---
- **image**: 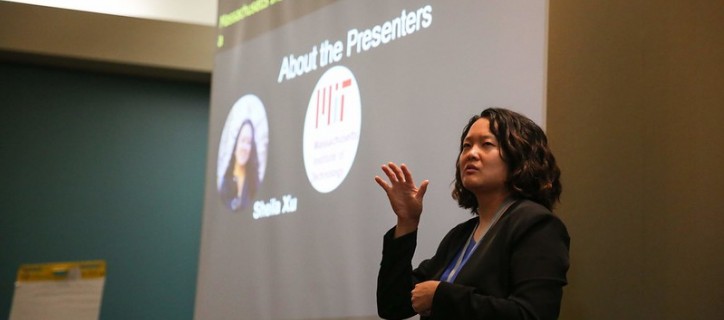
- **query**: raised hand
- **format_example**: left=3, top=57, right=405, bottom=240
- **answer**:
left=374, top=162, right=429, bottom=237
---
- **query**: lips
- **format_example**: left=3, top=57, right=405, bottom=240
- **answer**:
left=463, top=164, right=479, bottom=174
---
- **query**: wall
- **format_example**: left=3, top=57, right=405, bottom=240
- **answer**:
left=548, top=1, right=724, bottom=319
left=0, top=63, right=209, bottom=319
left=0, top=1, right=215, bottom=82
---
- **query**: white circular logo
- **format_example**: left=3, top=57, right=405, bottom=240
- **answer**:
left=303, top=66, right=361, bottom=193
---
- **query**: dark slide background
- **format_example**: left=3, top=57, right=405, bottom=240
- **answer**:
left=195, top=1, right=547, bottom=319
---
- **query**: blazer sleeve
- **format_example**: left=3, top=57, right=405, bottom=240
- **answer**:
left=377, top=224, right=467, bottom=320
left=430, top=212, right=570, bottom=319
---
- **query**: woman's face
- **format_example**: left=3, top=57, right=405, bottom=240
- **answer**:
left=458, top=118, right=509, bottom=195
left=234, top=123, right=253, bottom=165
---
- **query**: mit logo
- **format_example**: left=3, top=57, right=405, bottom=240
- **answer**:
left=314, top=78, right=353, bottom=128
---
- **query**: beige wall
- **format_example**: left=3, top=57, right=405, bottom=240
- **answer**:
left=548, top=1, right=724, bottom=319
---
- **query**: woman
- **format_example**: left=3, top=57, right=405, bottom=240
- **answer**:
left=375, top=108, right=570, bottom=319
left=220, top=119, right=260, bottom=211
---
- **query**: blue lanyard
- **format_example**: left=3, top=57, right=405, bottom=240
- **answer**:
left=441, top=198, right=515, bottom=283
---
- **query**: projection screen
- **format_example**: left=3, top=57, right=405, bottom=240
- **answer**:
left=195, top=1, right=548, bottom=319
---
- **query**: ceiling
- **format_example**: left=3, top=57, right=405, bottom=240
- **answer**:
left=3, top=0, right=216, bottom=25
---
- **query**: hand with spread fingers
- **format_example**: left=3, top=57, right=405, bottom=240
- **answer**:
left=374, top=162, right=429, bottom=238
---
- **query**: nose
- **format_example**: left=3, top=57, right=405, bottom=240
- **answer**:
left=466, top=146, right=480, bottom=161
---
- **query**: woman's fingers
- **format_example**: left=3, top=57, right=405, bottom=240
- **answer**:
left=417, top=180, right=429, bottom=200
left=401, top=164, right=414, bottom=186
left=388, top=162, right=406, bottom=183
left=380, top=164, right=399, bottom=183
left=378, top=162, right=427, bottom=195
left=374, top=175, right=390, bottom=192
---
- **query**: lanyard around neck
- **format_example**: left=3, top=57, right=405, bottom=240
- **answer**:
left=442, top=198, right=516, bottom=283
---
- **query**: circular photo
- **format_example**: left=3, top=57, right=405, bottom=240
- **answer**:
left=217, top=94, right=269, bottom=212
left=303, top=65, right=361, bottom=193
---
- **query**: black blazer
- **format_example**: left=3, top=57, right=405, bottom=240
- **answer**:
left=377, top=199, right=570, bottom=320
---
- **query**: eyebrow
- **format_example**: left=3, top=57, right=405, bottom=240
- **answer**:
left=464, top=133, right=496, bottom=141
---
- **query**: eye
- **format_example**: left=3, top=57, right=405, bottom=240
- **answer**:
left=483, top=141, right=496, bottom=147
left=462, top=142, right=472, bottom=149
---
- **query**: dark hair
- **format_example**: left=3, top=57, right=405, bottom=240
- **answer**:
left=222, top=119, right=259, bottom=210
left=452, top=108, right=561, bottom=211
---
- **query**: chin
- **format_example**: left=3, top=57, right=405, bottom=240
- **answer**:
left=461, top=181, right=482, bottom=191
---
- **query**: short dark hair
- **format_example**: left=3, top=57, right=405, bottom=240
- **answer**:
left=452, top=108, right=562, bottom=211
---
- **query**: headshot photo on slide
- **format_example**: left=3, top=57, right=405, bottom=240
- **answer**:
left=217, top=94, right=269, bottom=212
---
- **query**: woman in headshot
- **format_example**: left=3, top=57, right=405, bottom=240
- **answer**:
left=221, top=119, right=260, bottom=211
left=375, top=108, right=570, bottom=319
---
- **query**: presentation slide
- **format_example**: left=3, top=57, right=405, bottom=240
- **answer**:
left=195, top=1, right=548, bottom=319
